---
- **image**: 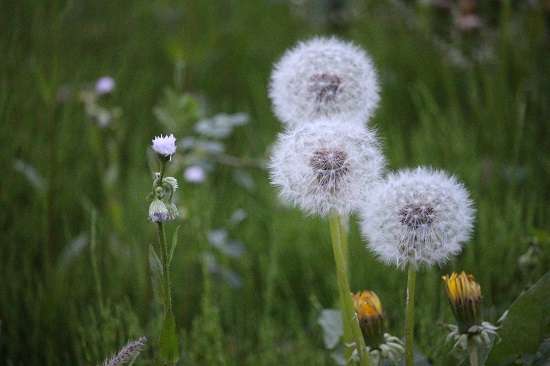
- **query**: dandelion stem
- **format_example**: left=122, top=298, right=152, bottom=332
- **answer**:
left=468, top=342, right=478, bottom=366
left=329, top=215, right=370, bottom=366
left=404, top=263, right=417, bottom=366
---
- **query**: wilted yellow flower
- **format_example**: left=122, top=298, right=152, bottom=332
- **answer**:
left=352, top=290, right=385, bottom=348
left=352, top=290, right=404, bottom=365
left=442, top=271, right=483, bottom=333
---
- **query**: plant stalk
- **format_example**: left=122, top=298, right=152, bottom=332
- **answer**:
left=468, top=342, right=478, bottom=366
left=329, top=215, right=370, bottom=366
left=404, top=263, right=417, bottom=366
left=157, top=222, right=172, bottom=313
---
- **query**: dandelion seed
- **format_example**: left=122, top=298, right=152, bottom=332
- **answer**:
left=269, top=116, right=385, bottom=217
left=269, top=36, right=380, bottom=126
left=359, top=167, right=475, bottom=269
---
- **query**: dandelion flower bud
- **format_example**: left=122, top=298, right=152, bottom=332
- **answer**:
left=442, top=271, right=483, bottom=333
left=152, top=134, right=177, bottom=161
left=269, top=36, right=380, bottom=126
left=352, top=290, right=385, bottom=348
left=352, top=290, right=405, bottom=364
left=269, top=116, right=385, bottom=217
left=149, top=197, right=168, bottom=223
left=440, top=272, right=501, bottom=354
left=359, top=167, right=475, bottom=269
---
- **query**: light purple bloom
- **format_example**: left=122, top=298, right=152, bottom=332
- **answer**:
left=149, top=198, right=168, bottom=222
left=95, top=76, right=115, bottom=94
left=184, top=165, right=207, bottom=184
left=152, top=134, right=177, bottom=160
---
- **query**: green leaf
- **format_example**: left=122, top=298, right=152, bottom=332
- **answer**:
left=149, top=244, right=164, bottom=305
left=487, top=271, right=550, bottom=364
left=160, top=310, right=179, bottom=363
left=154, top=357, right=164, bottom=366
left=169, top=226, right=180, bottom=264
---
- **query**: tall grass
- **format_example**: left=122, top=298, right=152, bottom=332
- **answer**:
left=1, top=1, right=548, bottom=364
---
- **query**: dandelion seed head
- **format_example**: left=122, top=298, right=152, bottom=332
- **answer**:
left=309, top=147, right=350, bottom=190
left=269, top=116, right=385, bottom=217
left=269, top=36, right=380, bottom=126
left=359, top=167, right=475, bottom=269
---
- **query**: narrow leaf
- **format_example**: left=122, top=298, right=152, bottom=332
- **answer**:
left=160, top=310, right=179, bottom=363
left=169, top=226, right=180, bottom=264
left=148, top=244, right=164, bottom=305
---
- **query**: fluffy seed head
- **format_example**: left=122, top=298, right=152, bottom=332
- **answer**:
left=269, top=116, right=385, bottom=217
left=359, top=167, right=475, bottom=269
left=269, top=36, right=380, bottom=126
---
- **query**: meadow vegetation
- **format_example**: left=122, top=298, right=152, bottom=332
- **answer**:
left=1, top=1, right=549, bottom=364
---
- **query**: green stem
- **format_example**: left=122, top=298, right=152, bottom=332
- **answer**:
left=338, top=215, right=352, bottom=362
left=405, top=263, right=417, bottom=366
left=338, top=215, right=349, bottom=275
left=157, top=221, right=175, bottom=366
left=468, top=341, right=478, bottom=366
left=329, top=215, right=370, bottom=366
left=90, top=209, right=103, bottom=311
left=157, top=222, right=172, bottom=313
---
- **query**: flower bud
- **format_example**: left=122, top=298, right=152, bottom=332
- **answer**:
left=149, top=198, right=168, bottom=223
left=166, top=203, right=179, bottom=222
left=442, top=271, right=483, bottom=334
left=352, top=290, right=385, bottom=349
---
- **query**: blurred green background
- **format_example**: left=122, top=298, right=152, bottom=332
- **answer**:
left=1, top=0, right=549, bottom=364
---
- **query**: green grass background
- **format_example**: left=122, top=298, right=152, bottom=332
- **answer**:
left=1, top=0, right=549, bottom=364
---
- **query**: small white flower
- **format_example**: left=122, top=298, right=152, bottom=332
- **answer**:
left=166, top=203, right=179, bottom=222
left=269, top=116, right=385, bottom=217
left=152, top=134, right=177, bottom=160
left=184, top=165, right=207, bottom=184
left=359, top=167, right=475, bottom=269
left=269, top=36, right=380, bottom=126
left=149, top=198, right=168, bottom=223
left=163, top=176, right=179, bottom=191
left=95, top=76, right=115, bottom=95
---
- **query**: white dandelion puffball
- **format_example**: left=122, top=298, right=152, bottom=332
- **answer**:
left=269, top=36, right=380, bottom=126
left=152, top=134, right=177, bottom=159
left=359, top=167, right=475, bottom=269
left=269, top=116, right=386, bottom=217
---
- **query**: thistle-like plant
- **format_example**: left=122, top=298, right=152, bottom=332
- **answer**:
left=147, top=134, right=181, bottom=365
